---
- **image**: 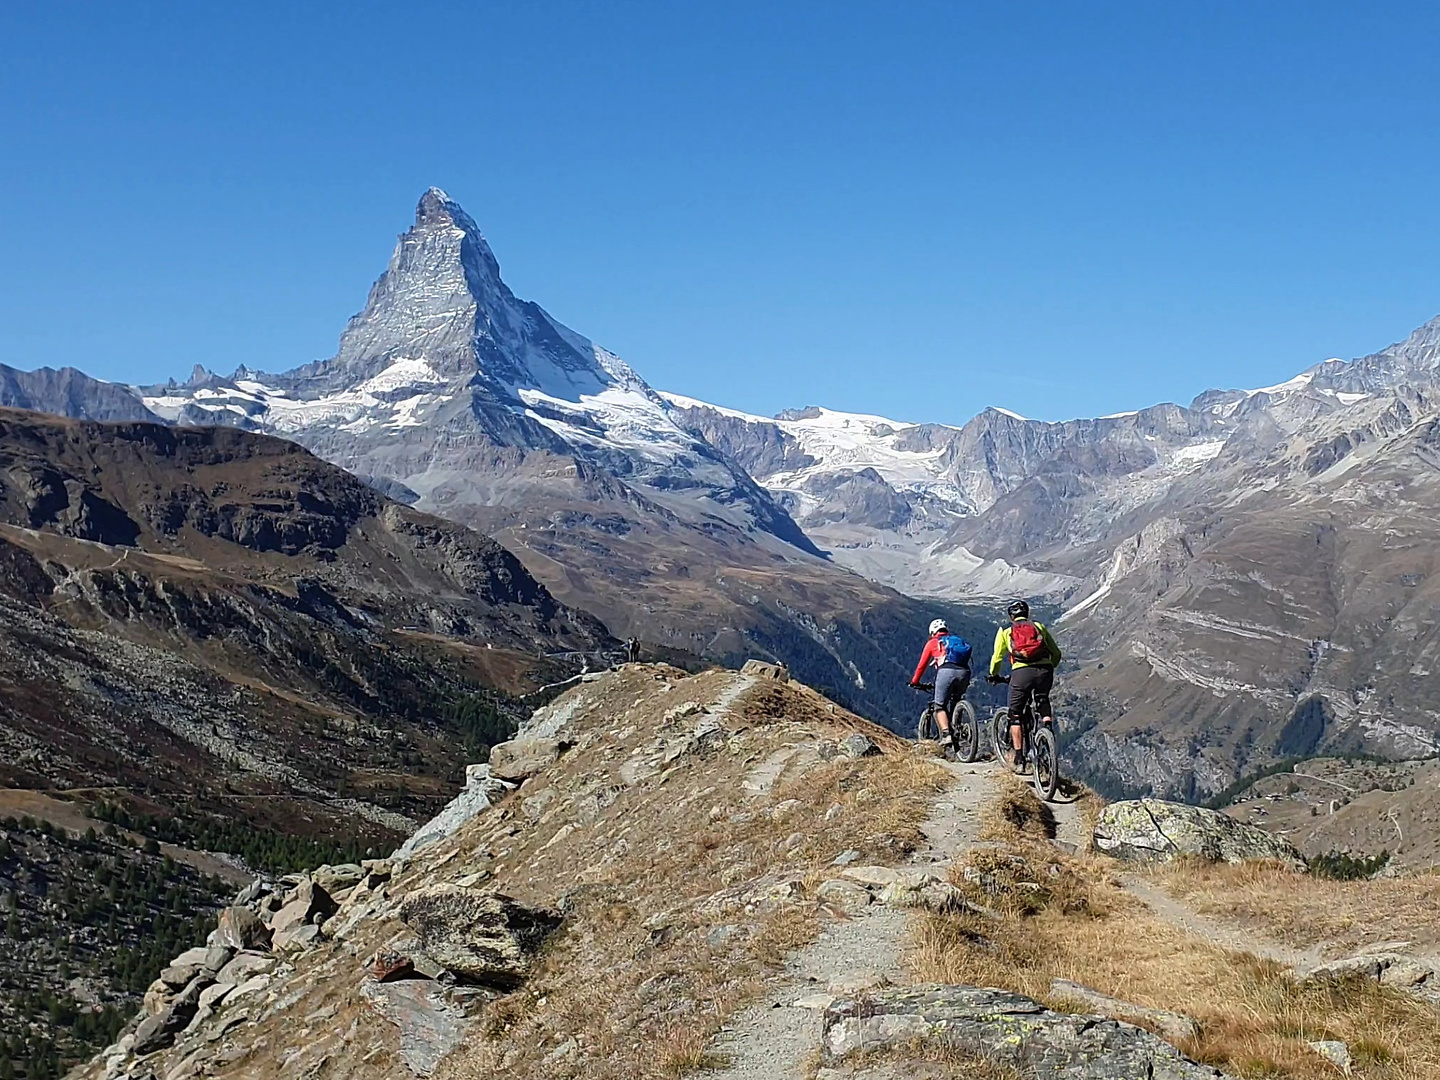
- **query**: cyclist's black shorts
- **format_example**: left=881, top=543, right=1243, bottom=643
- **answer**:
left=934, top=665, right=970, bottom=711
left=1007, top=665, right=1053, bottom=722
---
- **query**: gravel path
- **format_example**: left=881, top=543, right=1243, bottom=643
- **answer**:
left=705, top=758, right=1001, bottom=1079
left=1118, top=875, right=1330, bottom=972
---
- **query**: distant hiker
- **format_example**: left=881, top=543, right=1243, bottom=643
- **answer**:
left=626, top=637, right=641, bottom=663
left=910, top=618, right=973, bottom=753
left=988, top=600, right=1061, bottom=772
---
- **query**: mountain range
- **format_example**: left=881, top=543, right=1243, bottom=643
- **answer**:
left=5, top=187, right=1440, bottom=796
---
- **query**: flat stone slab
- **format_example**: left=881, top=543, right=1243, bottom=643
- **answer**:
left=1049, top=979, right=1198, bottom=1042
left=822, top=984, right=1234, bottom=1079
left=362, top=979, right=468, bottom=1077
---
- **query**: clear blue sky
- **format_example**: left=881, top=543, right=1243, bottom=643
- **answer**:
left=4, top=2, right=1440, bottom=425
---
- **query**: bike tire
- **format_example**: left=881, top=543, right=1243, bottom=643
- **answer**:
left=990, top=707, right=1010, bottom=763
left=952, top=700, right=979, bottom=763
left=916, top=705, right=938, bottom=742
left=1033, top=725, right=1060, bottom=801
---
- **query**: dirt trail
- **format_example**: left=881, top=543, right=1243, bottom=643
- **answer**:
left=706, top=758, right=1001, bottom=1079
left=1118, top=875, right=1328, bottom=972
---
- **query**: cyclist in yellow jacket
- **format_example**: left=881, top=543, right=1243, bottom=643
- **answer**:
left=988, top=600, right=1062, bottom=772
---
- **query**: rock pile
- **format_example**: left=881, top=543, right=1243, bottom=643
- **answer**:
left=93, top=857, right=561, bottom=1079
left=100, top=861, right=389, bottom=1076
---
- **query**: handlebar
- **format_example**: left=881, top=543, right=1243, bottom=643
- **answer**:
left=913, top=682, right=935, bottom=693
left=986, top=674, right=1010, bottom=684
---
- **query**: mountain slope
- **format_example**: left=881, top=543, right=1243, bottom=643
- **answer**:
left=0, top=406, right=613, bottom=840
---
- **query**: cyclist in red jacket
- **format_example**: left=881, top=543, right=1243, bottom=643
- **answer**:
left=910, top=618, right=973, bottom=751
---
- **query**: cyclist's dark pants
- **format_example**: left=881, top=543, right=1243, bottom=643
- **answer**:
left=934, top=665, right=971, bottom=715
left=1008, top=665, right=1054, bottom=722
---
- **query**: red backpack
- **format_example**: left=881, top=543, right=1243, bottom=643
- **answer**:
left=1009, top=619, right=1048, bottom=662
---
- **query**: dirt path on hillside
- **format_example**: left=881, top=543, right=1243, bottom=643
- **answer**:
left=706, top=758, right=1001, bottom=1079
left=1117, top=875, right=1328, bottom=972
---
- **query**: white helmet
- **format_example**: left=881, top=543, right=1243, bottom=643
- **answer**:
left=928, top=618, right=948, bottom=636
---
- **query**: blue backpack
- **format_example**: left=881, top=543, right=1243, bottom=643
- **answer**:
left=938, top=634, right=972, bottom=667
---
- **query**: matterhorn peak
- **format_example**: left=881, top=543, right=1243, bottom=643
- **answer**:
left=416, top=186, right=458, bottom=227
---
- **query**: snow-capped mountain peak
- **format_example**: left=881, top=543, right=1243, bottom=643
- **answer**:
left=134, top=189, right=819, bottom=555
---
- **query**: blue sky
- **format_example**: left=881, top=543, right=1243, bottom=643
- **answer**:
left=4, top=2, right=1440, bottom=425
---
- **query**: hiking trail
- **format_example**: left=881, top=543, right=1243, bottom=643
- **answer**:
left=705, top=757, right=1005, bottom=1079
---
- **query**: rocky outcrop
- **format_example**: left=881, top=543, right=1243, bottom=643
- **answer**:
left=488, top=737, right=568, bottom=783
left=1049, top=979, right=1199, bottom=1042
left=740, top=659, right=790, bottom=681
left=398, top=885, right=562, bottom=987
left=821, top=984, right=1233, bottom=1078
left=1306, top=951, right=1440, bottom=1003
left=392, top=764, right=515, bottom=860
left=1092, top=799, right=1307, bottom=869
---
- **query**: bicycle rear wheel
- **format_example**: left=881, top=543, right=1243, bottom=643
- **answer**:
left=1033, top=725, right=1059, bottom=801
left=952, top=700, right=979, bottom=763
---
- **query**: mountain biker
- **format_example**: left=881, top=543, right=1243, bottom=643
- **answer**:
left=910, top=618, right=973, bottom=752
left=987, top=600, right=1061, bottom=772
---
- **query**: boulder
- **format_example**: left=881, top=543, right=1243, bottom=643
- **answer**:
left=215, top=950, right=275, bottom=986
left=203, top=944, right=234, bottom=972
left=196, top=982, right=233, bottom=1012
left=399, top=885, right=561, bottom=987
left=876, top=874, right=966, bottom=913
left=391, top=767, right=513, bottom=861
left=169, top=946, right=212, bottom=969
left=234, top=879, right=269, bottom=906
left=841, top=865, right=903, bottom=889
left=816, top=879, right=873, bottom=912
left=132, top=979, right=204, bottom=1055
left=269, top=879, right=336, bottom=935
left=839, top=733, right=880, bottom=758
left=158, top=963, right=204, bottom=990
left=372, top=949, right=419, bottom=982
left=313, top=863, right=366, bottom=893
left=740, top=659, right=789, bottom=680
left=1092, top=799, right=1307, bottom=870
left=214, top=905, right=272, bottom=952
left=272, top=922, right=322, bottom=953
left=822, top=984, right=1233, bottom=1078
left=488, top=738, right=566, bottom=783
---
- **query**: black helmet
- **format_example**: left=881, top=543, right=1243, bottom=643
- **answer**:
left=1006, top=599, right=1030, bottom=620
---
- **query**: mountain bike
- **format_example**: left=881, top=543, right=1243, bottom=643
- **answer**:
left=914, top=683, right=979, bottom=763
left=987, top=675, right=1060, bottom=801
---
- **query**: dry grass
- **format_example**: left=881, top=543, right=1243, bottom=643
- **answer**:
left=911, top=787, right=1440, bottom=1080
left=1154, top=858, right=1440, bottom=956
left=422, top=666, right=954, bottom=1080
left=815, top=1039, right=1025, bottom=1078
left=978, top=772, right=1056, bottom=844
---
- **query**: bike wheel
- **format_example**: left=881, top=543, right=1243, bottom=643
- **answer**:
left=1033, top=725, right=1060, bottom=801
left=916, top=705, right=938, bottom=742
left=990, top=708, right=1010, bottom=763
left=952, top=700, right=979, bottom=763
